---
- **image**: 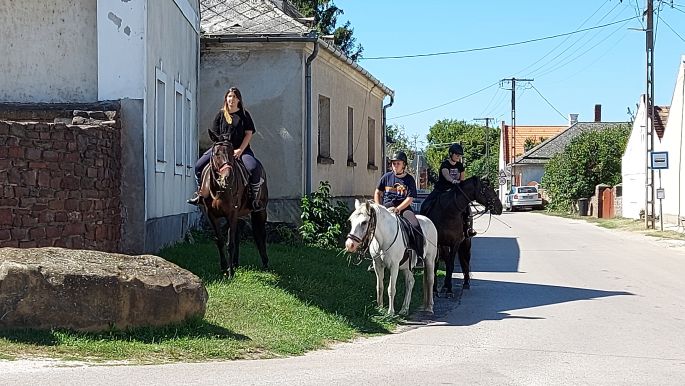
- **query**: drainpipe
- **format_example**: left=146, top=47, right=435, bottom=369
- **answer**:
left=382, top=94, right=394, bottom=175
left=305, top=41, right=319, bottom=195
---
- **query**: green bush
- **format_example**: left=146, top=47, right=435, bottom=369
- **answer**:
left=542, top=124, right=630, bottom=212
left=300, top=181, right=351, bottom=249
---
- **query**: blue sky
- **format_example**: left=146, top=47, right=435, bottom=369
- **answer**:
left=336, top=0, right=685, bottom=144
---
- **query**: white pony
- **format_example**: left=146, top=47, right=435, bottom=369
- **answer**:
left=345, top=199, right=437, bottom=315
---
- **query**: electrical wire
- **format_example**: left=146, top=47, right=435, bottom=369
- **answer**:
left=387, top=81, right=499, bottom=120
left=658, top=14, right=685, bottom=42
left=512, top=0, right=611, bottom=77
left=360, top=16, right=639, bottom=60
left=526, top=2, right=627, bottom=78
left=530, top=84, right=567, bottom=121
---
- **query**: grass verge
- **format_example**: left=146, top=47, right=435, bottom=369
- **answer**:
left=543, top=211, right=685, bottom=240
left=0, top=233, right=429, bottom=363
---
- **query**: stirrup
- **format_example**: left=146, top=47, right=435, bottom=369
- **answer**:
left=467, top=228, right=477, bottom=237
left=187, top=192, right=201, bottom=206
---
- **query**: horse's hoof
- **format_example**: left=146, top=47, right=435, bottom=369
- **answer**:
left=446, top=292, right=454, bottom=299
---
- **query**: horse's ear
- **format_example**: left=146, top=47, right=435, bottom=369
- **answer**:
left=354, top=199, right=361, bottom=210
left=364, top=200, right=370, bottom=212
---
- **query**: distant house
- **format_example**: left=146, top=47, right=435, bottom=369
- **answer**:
left=199, top=0, right=394, bottom=223
left=0, top=1, right=201, bottom=253
left=512, top=120, right=629, bottom=194
left=497, top=123, right=567, bottom=202
left=624, top=55, right=685, bottom=225
left=621, top=96, right=668, bottom=219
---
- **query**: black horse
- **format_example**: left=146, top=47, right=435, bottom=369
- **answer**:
left=198, top=141, right=269, bottom=278
left=421, top=176, right=502, bottom=294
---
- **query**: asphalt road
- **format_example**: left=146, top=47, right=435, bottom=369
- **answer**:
left=3, top=212, right=685, bottom=385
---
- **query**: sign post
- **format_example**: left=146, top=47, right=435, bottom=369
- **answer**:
left=650, top=151, right=668, bottom=231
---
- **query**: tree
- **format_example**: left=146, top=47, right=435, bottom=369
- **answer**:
left=523, top=136, right=546, bottom=152
left=385, top=124, right=415, bottom=172
left=425, top=119, right=500, bottom=182
left=291, top=0, right=363, bottom=61
left=542, top=124, right=631, bottom=212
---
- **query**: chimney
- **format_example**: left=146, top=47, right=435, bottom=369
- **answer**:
left=568, top=113, right=579, bottom=126
left=594, top=104, right=602, bottom=122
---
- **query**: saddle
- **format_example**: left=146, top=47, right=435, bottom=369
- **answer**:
left=397, top=215, right=424, bottom=260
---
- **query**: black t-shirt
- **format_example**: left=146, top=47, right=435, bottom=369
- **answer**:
left=435, top=159, right=465, bottom=191
left=377, top=172, right=417, bottom=208
left=208, top=109, right=256, bottom=152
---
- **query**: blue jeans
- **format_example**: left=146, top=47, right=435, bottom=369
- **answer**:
left=194, top=148, right=262, bottom=185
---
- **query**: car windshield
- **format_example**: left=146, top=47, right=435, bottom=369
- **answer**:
left=517, top=187, right=538, bottom=193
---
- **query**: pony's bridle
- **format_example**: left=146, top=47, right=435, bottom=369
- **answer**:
left=347, top=206, right=377, bottom=257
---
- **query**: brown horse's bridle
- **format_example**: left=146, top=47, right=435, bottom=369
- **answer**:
left=208, top=142, right=239, bottom=203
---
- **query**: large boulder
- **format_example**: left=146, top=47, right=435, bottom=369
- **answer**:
left=0, top=247, right=208, bottom=332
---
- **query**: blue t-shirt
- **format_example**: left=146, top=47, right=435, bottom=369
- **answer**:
left=377, top=172, right=417, bottom=208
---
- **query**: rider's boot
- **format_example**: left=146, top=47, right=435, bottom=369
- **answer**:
left=249, top=179, right=265, bottom=212
left=187, top=192, right=201, bottom=206
left=408, top=249, right=424, bottom=270
left=464, top=211, right=477, bottom=237
left=187, top=175, right=202, bottom=206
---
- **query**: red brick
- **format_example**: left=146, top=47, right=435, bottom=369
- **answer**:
left=0, top=146, right=7, bottom=158
left=50, top=177, right=62, bottom=190
left=0, top=199, right=18, bottom=206
left=39, top=131, right=51, bottom=140
left=63, top=223, right=85, bottom=236
left=0, top=229, right=10, bottom=241
left=39, top=211, right=55, bottom=223
left=10, top=228, right=26, bottom=240
left=20, top=241, right=37, bottom=248
left=48, top=200, right=65, bottom=210
left=32, top=203, right=48, bottom=212
left=71, top=236, right=83, bottom=249
left=25, top=147, right=42, bottom=160
left=37, top=170, right=51, bottom=187
left=0, top=121, right=9, bottom=135
left=53, top=238, right=68, bottom=248
left=21, top=215, right=37, bottom=227
left=19, top=198, right=36, bottom=208
left=43, top=151, right=59, bottom=161
left=29, top=227, right=46, bottom=240
left=0, top=240, right=19, bottom=247
left=51, top=132, right=65, bottom=140
left=64, top=153, right=80, bottom=163
left=8, top=169, right=21, bottom=184
left=45, top=227, right=61, bottom=238
left=0, top=208, right=13, bottom=225
left=54, top=212, right=67, bottom=222
left=29, top=162, right=49, bottom=169
left=23, top=170, right=37, bottom=186
left=8, top=147, right=23, bottom=158
left=62, top=176, right=80, bottom=190
left=65, top=199, right=79, bottom=211
left=87, top=168, right=98, bottom=178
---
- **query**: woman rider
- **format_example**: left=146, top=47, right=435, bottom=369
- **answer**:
left=188, top=87, right=264, bottom=211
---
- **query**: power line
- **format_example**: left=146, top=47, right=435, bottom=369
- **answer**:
left=530, top=84, right=566, bottom=121
left=360, top=16, right=639, bottom=60
left=658, top=14, right=685, bottom=42
left=513, top=0, right=611, bottom=77
left=387, top=81, right=499, bottom=120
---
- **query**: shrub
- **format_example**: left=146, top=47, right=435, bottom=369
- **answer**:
left=542, top=124, right=630, bottom=212
left=299, top=181, right=350, bottom=249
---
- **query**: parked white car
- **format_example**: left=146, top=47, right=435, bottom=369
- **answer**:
left=505, top=186, right=544, bottom=211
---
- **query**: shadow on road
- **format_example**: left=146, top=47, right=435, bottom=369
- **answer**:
left=441, top=279, right=633, bottom=326
left=468, top=236, right=521, bottom=273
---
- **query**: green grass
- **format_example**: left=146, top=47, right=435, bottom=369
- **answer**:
left=0, top=233, right=427, bottom=363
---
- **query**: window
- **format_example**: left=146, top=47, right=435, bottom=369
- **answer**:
left=174, top=80, right=184, bottom=175
left=184, top=88, right=193, bottom=177
left=367, top=117, right=376, bottom=169
left=317, top=94, right=333, bottom=164
left=155, top=68, right=167, bottom=172
left=347, top=106, right=356, bottom=166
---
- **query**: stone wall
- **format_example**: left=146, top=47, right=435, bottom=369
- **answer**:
left=0, top=120, right=121, bottom=251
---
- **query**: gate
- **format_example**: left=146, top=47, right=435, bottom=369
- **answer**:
left=600, top=188, right=614, bottom=219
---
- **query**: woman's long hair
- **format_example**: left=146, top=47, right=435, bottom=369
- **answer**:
left=222, top=87, right=243, bottom=124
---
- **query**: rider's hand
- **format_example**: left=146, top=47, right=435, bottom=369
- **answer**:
left=452, top=179, right=459, bottom=184
left=388, top=207, right=397, bottom=214
left=233, top=148, right=243, bottom=159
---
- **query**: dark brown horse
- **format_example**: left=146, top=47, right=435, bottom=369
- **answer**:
left=421, top=176, right=502, bottom=295
left=198, top=141, right=269, bottom=278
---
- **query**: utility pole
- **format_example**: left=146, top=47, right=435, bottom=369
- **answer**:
left=500, top=77, right=533, bottom=187
left=474, top=117, right=494, bottom=180
left=645, top=0, right=656, bottom=229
